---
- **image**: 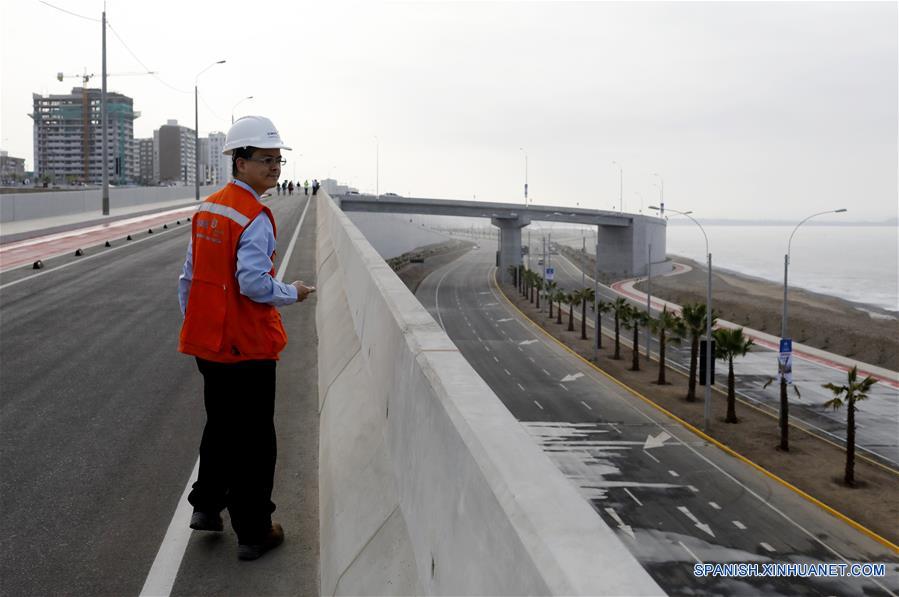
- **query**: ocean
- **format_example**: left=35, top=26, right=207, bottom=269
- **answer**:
left=664, top=225, right=898, bottom=313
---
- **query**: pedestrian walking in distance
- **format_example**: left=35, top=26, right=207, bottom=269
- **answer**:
left=303, top=179, right=309, bottom=196
left=288, top=180, right=294, bottom=196
left=177, top=115, right=315, bottom=561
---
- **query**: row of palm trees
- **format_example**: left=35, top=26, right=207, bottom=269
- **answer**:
left=510, top=265, right=878, bottom=486
left=513, top=266, right=754, bottom=424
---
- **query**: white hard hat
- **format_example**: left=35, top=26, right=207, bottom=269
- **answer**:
left=222, top=115, right=291, bottom=155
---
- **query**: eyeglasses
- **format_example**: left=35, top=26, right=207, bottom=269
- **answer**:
left=243, top=156, right=286, bottom=167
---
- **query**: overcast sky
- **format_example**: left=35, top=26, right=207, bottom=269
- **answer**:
left=1, top=1, right=896, bottom=219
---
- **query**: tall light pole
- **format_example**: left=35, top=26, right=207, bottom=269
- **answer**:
left=635, top=191, right=643, bottom=214
left=778, top=208, right=847, bottom=450
left=652, top=172, right=664, bottom=216
left=101, top=7, right=108, bottom=214
left=231, top=95, right=253, bottom=124
left=651, top=205, right=712, bottom=430
left=194, top=59, right=226, bottom=201
left=612, top=161, right=623, bottom=212
left=520, top=147, right=529, bottom=269
left=374, top=136, right=379, bottom=200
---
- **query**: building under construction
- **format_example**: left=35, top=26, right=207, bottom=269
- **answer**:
left=30, top=87, right=138, bottom=185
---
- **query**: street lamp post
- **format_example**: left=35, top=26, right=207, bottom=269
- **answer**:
left=231, top=95, right=253, bottom=124
left=374, top=136, right=379, bottom=200
left=778, top=208, right=847, bottom=450
left=652, top=172, right=664, bottom=217
left=651, top=205, right=712, bottom=430
left=520, top=148, right=529, bottom=270
left=195, top=59, right=226, bottom=201
left=612, top=161, right=623, bottom=212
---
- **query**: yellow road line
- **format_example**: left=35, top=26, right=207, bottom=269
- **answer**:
left=493, top=269, right=899, bottom=555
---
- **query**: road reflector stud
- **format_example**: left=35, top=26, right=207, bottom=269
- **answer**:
left=176, top=220, right=181, bottom=225
left=163, top=224, right=168, bottom=229
left=32, top=260, right=44, bottom=269
left=126, top=235, right=132, bottom=241
left=187, top=217, right=191, bottom=221
left=105, top=241, right=111, bottom=247
left=74, top=248, right=83, bottom=256
left=148, top=228, right=153, bottom=234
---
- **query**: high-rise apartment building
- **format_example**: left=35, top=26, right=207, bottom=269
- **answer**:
left=154, top=120, right=195, bottom=184
left=134, top=137, right=155, bottom=185
left=30, top=87, right=138, bottom=185
left=206, top=132, right=229, bottom=186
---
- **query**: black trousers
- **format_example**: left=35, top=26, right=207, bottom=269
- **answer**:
left=188, top=358, right=277, bottom=543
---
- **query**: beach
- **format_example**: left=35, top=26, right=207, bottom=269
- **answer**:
left=635, top=256, right=899, bottom=372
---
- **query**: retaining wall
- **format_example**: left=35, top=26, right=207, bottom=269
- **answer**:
left=0, top=185, right=217, bottom=222
left=316, top=190, right=663, bottom=595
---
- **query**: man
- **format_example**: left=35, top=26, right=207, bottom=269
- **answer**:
left=177, top=115, right=314, bottom=561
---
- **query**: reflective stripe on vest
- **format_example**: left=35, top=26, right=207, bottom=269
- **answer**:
left=196, top=201, right=251, bottom=228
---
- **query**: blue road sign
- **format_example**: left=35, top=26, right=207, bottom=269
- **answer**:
left=779, top=338, right=792, bottom=353
left=545, top=267, right=555, bottom=281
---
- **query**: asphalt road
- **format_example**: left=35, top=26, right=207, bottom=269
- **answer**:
left=417, top=243, right=899, bottom=596
left=0, top=192, right=319, bottom=597
left=535, top=232, right=899, bottom=471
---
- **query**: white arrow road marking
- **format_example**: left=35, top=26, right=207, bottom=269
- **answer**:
left=643, top=450, right=660, bottom=463
left=560, top=373, right=584, bottom=383
left=678, top=541, right=704, bottom=565
left=678, top=506, right=715, bottom=538
left=760, top=542, right=776, bottom=553
left=643, top=431, right=672, bottom=450
left=708, top=501, right=721, bottom=510
left=624, top=488, right=643, bottom=506
left=496, top=318, right=513, bottom=323
left=733, top=521, right=747, bottom=530
left=604, top=507, right=636, bottom=540
left=518, top=339, right=538, bottom=346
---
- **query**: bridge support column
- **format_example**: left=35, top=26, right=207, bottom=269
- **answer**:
left=491, top=215, right=530, bottom=285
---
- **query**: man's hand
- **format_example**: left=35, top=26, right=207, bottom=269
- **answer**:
left=291, top=281, right=316, bottom=302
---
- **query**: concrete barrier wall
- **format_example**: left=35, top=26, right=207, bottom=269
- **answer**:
left=0, top=185, right=217, bottom=222
left=316, top=191, right=663, bottom=596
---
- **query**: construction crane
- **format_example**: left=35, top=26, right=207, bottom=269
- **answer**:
left=55, top=69, right=155, bottom=183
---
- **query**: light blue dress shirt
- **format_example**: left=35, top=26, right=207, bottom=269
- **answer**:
left=179, top=180, right=298, bottom=315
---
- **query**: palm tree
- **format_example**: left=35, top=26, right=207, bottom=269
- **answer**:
left=611, top=297, right=628, bottom=360
left=622, top=305, right=649, bottom=371
left=566, top=291, right=577, bottom=332
left=545, top=281, right=558, bottom=318
left=534, top=276, right=544, bottom=309
left=650, top=306, right=685, bottom=385
left=579, top=288, right=595, bottom=340
left=823, top=366, right=878, bottom=486
left=681, top=303, right=717, bottom=402
left=555, top=290, right=567, bottom=325
left=713, top=327, right=754, bottom=423
left=594, top=300, right=611, bottom=349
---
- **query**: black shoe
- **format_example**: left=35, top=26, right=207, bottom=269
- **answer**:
left=238, top=523, right=284, bottom=561
left=189, top=510, right=223, bottom=532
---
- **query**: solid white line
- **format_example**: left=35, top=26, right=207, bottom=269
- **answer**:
left=580, top=401, right=592, bottom=410
left=643, top=450, right=660, bottom=463
left=139, top=459, right=199, bottom=597
left=733, top=520, right=747, bottom=530
left=678, top=540, right=703, bottom=565
left=141, top=198, right=308, bottom=597
left=534, top=400, right=544, bottom=410
left=275, top=196, right=311, bottom=281
left=624, top=488, right=644, bottom=506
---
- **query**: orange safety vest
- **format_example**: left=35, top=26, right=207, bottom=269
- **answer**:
left=178, top=183, right=288, bottom=362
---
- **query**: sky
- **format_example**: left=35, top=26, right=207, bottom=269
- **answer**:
left=1, top=0, right=896, bottom=220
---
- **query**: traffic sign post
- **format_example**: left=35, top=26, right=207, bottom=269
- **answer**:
left=778, top=338, right=793, bottom=384
left=545, top=267, right=555, bottom=281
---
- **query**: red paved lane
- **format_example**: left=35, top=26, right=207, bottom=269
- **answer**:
left=0, top=206, right=198, bottom=272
